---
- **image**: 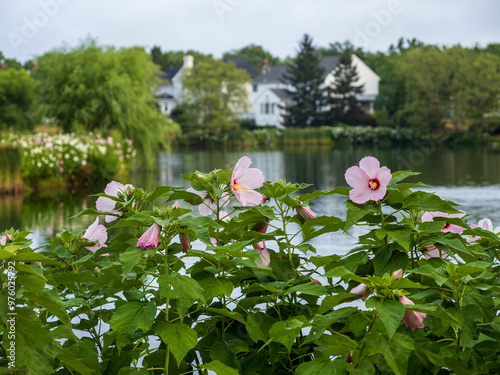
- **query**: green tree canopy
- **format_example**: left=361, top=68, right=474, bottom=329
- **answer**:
left=150, top=46, right=212, bottom=72
left=0, top=68, right=38, bottom=131
left=35, top=41, right=176, bottom=167
left=181, top=58, right=250, bottom=136
left=282, top=34, right=325, bottom=128
left=223, top=44, right=283, bottom=71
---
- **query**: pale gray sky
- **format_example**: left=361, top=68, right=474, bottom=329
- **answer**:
left=0, top=0, right=499, bottom=62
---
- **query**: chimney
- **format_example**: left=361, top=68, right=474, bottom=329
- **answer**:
left=183, top=54, right=194, bottom=69
left=262, top=58, right=268, bottom=74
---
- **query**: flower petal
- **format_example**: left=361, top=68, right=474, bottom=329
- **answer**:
left=375, top=167, right=392, bottom=186
left=236, top=168, right=265, bottom=190
left=345, top=166, right=370, bottom=189
left=104, top=181, right=126, bottom=197
left=359, top=156, right=381, bottom=179
left=349, top=186, right=373, bottom=204
left=231, top=156, right=252, bottom=183
left=235, top=189, right=264, bottom=207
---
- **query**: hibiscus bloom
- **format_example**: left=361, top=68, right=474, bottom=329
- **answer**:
left=83, top=218, right=108, bottom=254
left=400, top=296, right=426, bottom=331
left=478, top=218, right=500, bottom=234
left=96, top=181, right=134, bottom=223
left=345, top=156, right=392, bottom=204
left=137, top=223, right=162, bottom=249
left=230, top=156, right=265, bottom=207
left=186, top=187, right=230, bottom=216
left=296, top=204, right=316, bottom=221
left=421, top=211, right=466, bottom=234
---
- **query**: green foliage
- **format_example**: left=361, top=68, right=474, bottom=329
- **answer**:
left=282, top=34, right=325, bottom=128
left=0, top=68, right=38, bottom=131
left=34, top=40, right=175, bottom=167
left=2, top=154, right=500, bottom=374
left=223, top=43, right=283, bottom=70
left=181, top=58, right=250, bottom=137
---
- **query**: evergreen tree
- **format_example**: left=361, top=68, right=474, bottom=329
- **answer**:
left=282, top=34, right=325, bottom=128
left=325, top=50, right=365, bottom=125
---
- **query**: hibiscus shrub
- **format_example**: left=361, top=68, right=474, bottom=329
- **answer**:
left=2, top=156, right=500, bottom=374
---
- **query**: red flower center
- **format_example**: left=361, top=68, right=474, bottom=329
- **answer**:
left=443, top=223, right=451, bottom=229
left=368, top=179, right=380, bottom=190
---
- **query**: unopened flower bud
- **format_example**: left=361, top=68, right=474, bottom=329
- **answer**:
left=179, top=233, right=191, bottom=253
left=296, top=204, right=316, bottom=221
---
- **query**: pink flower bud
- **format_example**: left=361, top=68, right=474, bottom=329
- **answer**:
left=350, top=283, right=370, bottom=301
left=137, top=223, right=161, bottom=249
left=172, top=201, right=180, bottom=209
left=400, top=296, right=426, bottom=331
left=179, top=233, right=191, bottom=253
left=310, top=278, right=322, bottom=285
left=392, top=269, right=403, bottom=280
left=255, top=240, right=270, bottom=268
left=296, top=204, right=316, bottom=221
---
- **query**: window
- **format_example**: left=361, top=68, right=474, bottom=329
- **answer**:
left=253, top=84, right=257, bottom=92
left=164, top=104, right=168, bottom=112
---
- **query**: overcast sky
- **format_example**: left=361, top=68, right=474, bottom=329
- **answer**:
left=1, top=0, right=499, bottom=63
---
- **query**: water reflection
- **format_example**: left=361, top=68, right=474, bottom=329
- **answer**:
left=1, top=145, right=500, bottom=252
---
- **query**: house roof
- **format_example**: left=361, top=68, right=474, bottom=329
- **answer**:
left=224, top=56, right=259, bottom=78
left=270, top=88, right=293, bottom=100
left=161, top=66, right=181, bottom=81
left=252, top=55, right=342, bottom=83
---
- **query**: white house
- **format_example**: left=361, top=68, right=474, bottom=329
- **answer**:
left=156, top=54, right=380, bottom=128
left=155, top=55, right=194, bottom=115
left=251, top=55, right=380, bottom=127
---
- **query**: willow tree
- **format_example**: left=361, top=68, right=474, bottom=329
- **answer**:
left=35, top=41, right=176, bottom=167
left=181, top=58, right=250, bottom=136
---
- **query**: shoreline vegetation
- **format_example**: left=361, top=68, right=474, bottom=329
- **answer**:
left=1, top=125, right=498, bottom=196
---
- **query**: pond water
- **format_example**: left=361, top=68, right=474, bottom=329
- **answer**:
left=1, top=145, right=500, bottom=253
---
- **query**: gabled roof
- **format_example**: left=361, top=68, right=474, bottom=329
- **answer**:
left=252, top=55, right=342, bottom=84
left=270, top=88, right=293, bottom=100
left=161, top=66, right=181, bottom=81
left=224, top=56, right=259, bottom=79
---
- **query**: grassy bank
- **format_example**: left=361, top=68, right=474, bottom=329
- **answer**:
left=174, top=125, right=484, bottom=149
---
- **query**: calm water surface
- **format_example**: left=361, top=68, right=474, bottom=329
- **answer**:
left=2, top=145, right=500, bottom=253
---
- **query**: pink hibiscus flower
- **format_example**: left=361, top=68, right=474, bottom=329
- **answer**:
left=186, top=187, right=230, bottom=216
left=83, top=218, right=108, bottom=254
left=230, top=156, right=265, bottom=207
left=96, top=181, right=134, bottom=223
left=345, top=156, right=392, bottom=204
left=421, top=211, right=466, bottom=234
left=350, top=283, right=370, bottom=301
left=137, top=223, right=162, bottom=249
left=400, top=296, right=426, bottom=331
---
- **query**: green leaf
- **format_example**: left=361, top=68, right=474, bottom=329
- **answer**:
left=365, top=298, right=405, bottom=340
left=168, top=189, right=203, bottom=205
left=56, top=351, right=94, bottom=375
left=319, top=294, right=360, bottom=314
left=246, top=312, right=276, bottom=343
left=144, top=185, right=174, bottom=202
left=153, top=321, right=197, bottom=366
left=111, top=211, right=155, bottom=228
left=345, top=201, right=377, bottom=229
left=288, top=282, right=327, bottom=297
left=24, top=291, right=74, bottom=331
left=119, top=246, right=143, bottom=281
left=264, top=318, right=305, bottom=352
left=403, top=191, right=460, bottom=213
left=296, top=357, right=336, bottom=375
left=202, top=360, right=240, bottom=375
left=304, top=307, right=357, bottom=344
left=204, top=307, right=246, bottom=324
left=377, top=227, right=412, bottom=251
left=373, top=243, right=408, bottom=277
left=364, top=332, right=402, bottom=375
left=110, top=301, right=156, bottom=336
left=198, top=277, right=233, bottom=300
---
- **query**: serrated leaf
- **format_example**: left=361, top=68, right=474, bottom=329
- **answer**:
left=144, top=185, right=174, bottom=202
left=153, top=321, right=197, bottom=366
left=119, top=247, right=143, bottom=281
left=296, top=357, right=336, bottom=375
left=403, top=191, right=460, bottom=213
left=345, top=201, right=377, bottom=229
left=202, top=360, right=239, bottom=375
left=110, top=301, right=156, bottom=336
left=365, top=298, right=405, bottom=340
left=198, top=277, right=233, bottom=300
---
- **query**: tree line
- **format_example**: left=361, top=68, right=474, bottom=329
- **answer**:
left=0, top=36, right=499, bottom=154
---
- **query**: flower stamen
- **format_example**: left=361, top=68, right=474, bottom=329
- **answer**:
left=368, top=179, right=379, bottom=190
